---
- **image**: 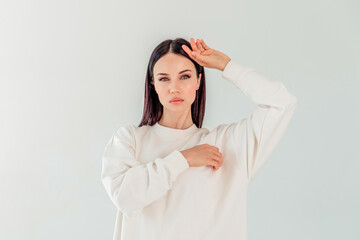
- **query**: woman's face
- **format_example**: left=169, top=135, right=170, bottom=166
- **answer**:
left=153, top=53, right=201, bottom=113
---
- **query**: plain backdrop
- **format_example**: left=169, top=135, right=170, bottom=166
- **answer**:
left=0, top=0, right=359, bottom=239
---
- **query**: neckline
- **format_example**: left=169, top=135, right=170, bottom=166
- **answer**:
left=152, top=122, right=199, bottom=138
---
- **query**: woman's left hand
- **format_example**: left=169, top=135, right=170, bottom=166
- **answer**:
left=182, top=38, right=231, bottom=71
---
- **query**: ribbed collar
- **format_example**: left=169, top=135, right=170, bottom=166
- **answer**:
left=152, top=122, right=199, bottom=138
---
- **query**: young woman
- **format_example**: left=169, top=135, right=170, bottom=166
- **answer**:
left=101, top=37, right=297, bottom=240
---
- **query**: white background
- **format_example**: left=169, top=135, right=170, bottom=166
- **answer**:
left=0, top=0, right=359, bottom=239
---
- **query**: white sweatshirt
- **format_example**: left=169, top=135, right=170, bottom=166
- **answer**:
left=101, top=60, right=297, bottom=240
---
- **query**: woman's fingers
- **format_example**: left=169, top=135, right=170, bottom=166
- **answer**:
left=196, top=39, right=205, bottom=52
left=182, top=44, right=204, bottom=65
left=181, top=44, right=192, bottom=56
left=181, top=44, right=197, bottom=60
left=190, top=38, right=200, bottom=53
left=210, top=150, right=222, bottom=171
left=201, top=39, right=210, bottom=50
left=184, top=38, right=207, bottom=54
left=182, top=38, right=210, bottom=67
left=185, top=38, right=210, bottom=53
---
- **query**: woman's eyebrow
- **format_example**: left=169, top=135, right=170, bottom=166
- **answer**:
left=156, top=69, right=192, bottom=76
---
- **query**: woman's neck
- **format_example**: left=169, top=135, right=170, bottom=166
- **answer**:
left=158, top=112, right=194, bottom=130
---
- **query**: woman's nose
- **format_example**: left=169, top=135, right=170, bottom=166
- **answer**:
left=169, top=82, right=180, bottom=93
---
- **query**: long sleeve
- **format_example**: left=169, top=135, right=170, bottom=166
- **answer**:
left=101, top=125, right=190, bottom=217
left=217, top=60, right=297, bottom=182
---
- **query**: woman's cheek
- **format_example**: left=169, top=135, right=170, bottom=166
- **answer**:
left=157, top=92, right=167, bottom=105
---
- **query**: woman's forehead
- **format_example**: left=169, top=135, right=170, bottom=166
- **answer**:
left=154, top=53, right=195, bottom=73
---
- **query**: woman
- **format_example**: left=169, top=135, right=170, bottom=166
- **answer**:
left=101, top=37, right=297, bottom=240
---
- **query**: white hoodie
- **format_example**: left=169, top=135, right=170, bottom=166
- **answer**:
left=101, top=60, right=297, bottom=240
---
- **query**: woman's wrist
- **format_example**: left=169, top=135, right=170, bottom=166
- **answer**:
left=218, top=55, right=231, bottom=71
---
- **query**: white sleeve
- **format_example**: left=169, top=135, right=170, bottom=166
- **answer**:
left=101, top=125, right=190, bottom=216
left=217, top=60, right=298, bottom=182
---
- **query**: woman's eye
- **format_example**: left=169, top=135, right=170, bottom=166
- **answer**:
left=159, top=75, right=190, bottom=81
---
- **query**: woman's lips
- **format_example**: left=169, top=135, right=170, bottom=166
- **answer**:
left=170, top=100, right=184, bottom=104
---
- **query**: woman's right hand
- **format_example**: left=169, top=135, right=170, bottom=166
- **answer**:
left=180, top=144, right=223, bottom=171
left=182, top=38, right=231, bottom=71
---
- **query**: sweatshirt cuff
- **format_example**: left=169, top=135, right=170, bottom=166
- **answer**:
left=164, top=150, right=190, bottom=180
left=221, top=60, right=256, bottom=93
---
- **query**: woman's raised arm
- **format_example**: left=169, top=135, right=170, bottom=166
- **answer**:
left=183, top=38, right=297, bottom=182
left=216, top=60, right=297, bottom=182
